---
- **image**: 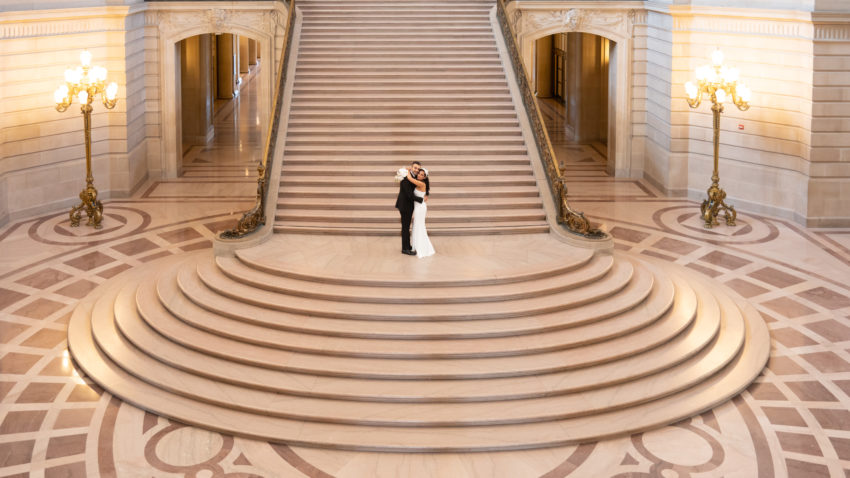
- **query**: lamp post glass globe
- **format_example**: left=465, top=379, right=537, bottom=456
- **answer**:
left=685, top=48, right=750, bottom=228
left=54, top=50, right=118, bottom=229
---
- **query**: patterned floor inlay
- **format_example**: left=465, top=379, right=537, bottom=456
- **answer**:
left=2, top=70, right=850, bottom=477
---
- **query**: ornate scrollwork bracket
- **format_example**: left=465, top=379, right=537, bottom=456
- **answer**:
left=220, top=162, right=267, bottom=239
left=556, top=178, right=607, bottom=239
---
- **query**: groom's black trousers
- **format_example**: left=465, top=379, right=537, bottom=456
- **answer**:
left=399, top=209, right=413, bottom=251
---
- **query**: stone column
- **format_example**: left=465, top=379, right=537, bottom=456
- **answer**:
left=238, top=35, right=250, bottom=74
left=534, top=36, right=554, bottom=98
left=566, top=33, right=608, bottom=144
left=216, top=33, right=236, bottom=99
left=180, top=35, right=215, bottom=150
left=248, top=38, right=258, bottom=66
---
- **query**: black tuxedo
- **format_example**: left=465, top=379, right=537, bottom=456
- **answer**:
left=395, top=177, right=427, bottom=251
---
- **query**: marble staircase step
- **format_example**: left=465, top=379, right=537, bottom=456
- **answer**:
left=294, top=72, right=506, bottom=79
left=290, top=93, right=514, bottom=101
left=300, top=28, right=495, bottom=35
left=163, top=261, right=654, bottom=342
left=281, top=147, right=527, bottom=156
left=120, top=276, right=698, bottom=382
left=287, top=110, right=518, bottom=119
left=71, top=305, right=766, bottom=452
left=274, top=210, right=547, bottom=225
left=289, top=101, right=515, bottom=109
left=152, top=266, right=672, bottom=363
left=187, top=256, right=636, bottom=322
left=279, top=177, right=535, bottom=187
left=276, top=198, right=543, bottom=210
left=213, top=252, right=613, bottom=303
left=284, top=127, right=522, bottom=135
left=71, top=298, right=766, bottom=452
left=297, top=48, right=499, bottom=56
left=279, top=155, right=529, bottom=164
left=280, top=165, right=529, bottom=175
left=283, top=136, right=526, bottom=146
left=235, top=235, right=593, bottom=286
left=273, top=223, right=552, bottom=236
left=277, top=186, right=541, bottom=198
left=92, top=281, right=739, bottom=428
left=119, top=280, right=682, bottom=404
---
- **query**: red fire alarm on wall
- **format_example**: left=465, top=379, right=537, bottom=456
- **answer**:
left=738, top=124, right=744, bottom=130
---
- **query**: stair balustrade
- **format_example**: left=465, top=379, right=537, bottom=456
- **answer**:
left=221, top=0, right=296, bottom=239
left=495, top=0, right=608, bottom=240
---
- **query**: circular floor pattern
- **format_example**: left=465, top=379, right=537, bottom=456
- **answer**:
left=652, top=206, right=779, bottom=245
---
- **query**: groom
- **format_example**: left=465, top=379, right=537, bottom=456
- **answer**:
left=395, top=161, right=429, bottom=255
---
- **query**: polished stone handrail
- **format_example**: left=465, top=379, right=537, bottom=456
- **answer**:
left=495, top=0, right=608, bottom=240
left=220, top=0, right=295, bottom=239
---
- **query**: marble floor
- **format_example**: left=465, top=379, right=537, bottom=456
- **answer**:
left=3, top=77, right=850, bottom=478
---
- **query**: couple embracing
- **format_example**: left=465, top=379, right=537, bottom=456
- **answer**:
left=395, top=161, right=435, bottom=258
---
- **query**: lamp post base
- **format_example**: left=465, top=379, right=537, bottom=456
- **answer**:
left=700, top=184, right=736, bottom=229
left=69, top=184, right=103, bottom=229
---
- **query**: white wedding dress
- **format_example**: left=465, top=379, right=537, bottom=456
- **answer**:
left=411, top=189, right=435, bottom=258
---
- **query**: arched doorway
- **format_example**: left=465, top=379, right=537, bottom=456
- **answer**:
left=175, top=33, right=263, bottom=162
left=532, top=32, right=613, bottom=174
left=157, top=20, right=275, bottom=180
left=514, top=7, right=634, bottom=178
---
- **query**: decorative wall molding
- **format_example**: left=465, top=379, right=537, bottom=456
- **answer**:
left=0, top=11, right=128, bottom=40
left=672, top=15, right=813, bottom=39
left=152, top=9, right=278, bottom=37
left=814, top=23, right=850, bottom=41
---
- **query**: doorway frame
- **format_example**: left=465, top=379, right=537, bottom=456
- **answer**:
left=516, top=10, right=635, bottom=178
left=157, top=18, right=275, bottom=179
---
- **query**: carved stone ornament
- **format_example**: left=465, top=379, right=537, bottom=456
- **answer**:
left=510, top=10, right=523, bottom=34
left=208, top=9, right=228, bottom=32
left=522, top=8, right=635, bottom=40
left=157, top=8, right=269, bottom=37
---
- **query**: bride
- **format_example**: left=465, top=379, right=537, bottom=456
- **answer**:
left=406, top=169, right=435, bottom=258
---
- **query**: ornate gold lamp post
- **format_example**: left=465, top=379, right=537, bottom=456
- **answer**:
left=54, top=51, right=118, bottom=229
left=685, top=49, right=752, bottom=228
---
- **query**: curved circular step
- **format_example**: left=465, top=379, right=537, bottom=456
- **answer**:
left=214, top=252, right=614, bottom=304
left=147, top=262, right=672, bottom=358
left=159, top=258, right=658, bottom=340
left=67, top=253, right=770, bottom=451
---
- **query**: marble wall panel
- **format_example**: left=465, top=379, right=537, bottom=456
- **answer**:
left=809, top=33, right=850, bottom=225
left=0, top=17, right=132, bottom=223
left=640, top=10, right=677, bottom=192
left=670, top=8, right=816, bottom=223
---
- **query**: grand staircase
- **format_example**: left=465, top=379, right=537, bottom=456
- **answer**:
left=275, top=0, right=549, bottom=235
left=66, top=0, right=770, bottom=455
